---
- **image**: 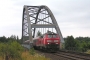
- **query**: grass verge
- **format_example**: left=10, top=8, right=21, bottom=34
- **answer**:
left=22, top=50, right=50, bottom=60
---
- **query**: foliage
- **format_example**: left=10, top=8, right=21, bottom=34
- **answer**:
left=22, top=51, right=50, bottom=60
left=0, top=36, right=7, bottom=43
left=75, top=37, right=90, bottom=52
left=0, top=35, right=50, bottom=60
left=0, top=41, right=24, bottom=60
left=0, top=35, right=22, bottom=44
left=29, top=48, right=36, bottom=55
left=65, top=36, right=79, bottom=50
left=64, top=36, right=90, bottom=52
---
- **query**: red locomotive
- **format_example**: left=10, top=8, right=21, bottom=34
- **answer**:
left=33, top=31, right=60, bottom=52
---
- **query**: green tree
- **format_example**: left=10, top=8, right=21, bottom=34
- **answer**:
left=0, top=36, right=7, bottom=43
left=87, top=42, right=90, bottom=49
left=65, top=36, right=78, bottom=50
left=78, top=41, right=88, bottom=52
left=75, top=37, right=90, bottom=52
left=17, top=36, right=19, bottom=40
left=10, top=35, right=17, bottom=40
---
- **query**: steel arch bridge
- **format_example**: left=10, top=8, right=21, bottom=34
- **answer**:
left=22, top=5, right=64, bottom=48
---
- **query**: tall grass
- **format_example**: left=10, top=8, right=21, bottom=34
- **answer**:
left=0, top=57, right=3, bottom=60
left=85, top=50, right=90, bottom=54
left=0, top=51, right=50, bottom=60
left=22, top=51, right=50, bottom=60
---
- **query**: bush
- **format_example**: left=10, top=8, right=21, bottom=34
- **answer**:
left=0, top=41, right=24, bottom=60
left=29, top=48, right=35, bottom=55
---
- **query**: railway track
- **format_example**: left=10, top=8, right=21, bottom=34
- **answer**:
left=22, top=45, right=90, bottom=60
left=53, top=50, right=90, bottom=60
left=36, top=50, right=90, bottom=60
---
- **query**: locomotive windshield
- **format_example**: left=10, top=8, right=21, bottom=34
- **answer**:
left=48, top=34, right=57, bottom=38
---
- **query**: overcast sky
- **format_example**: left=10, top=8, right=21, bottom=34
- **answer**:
left=0, top=0, right=90, bottom=38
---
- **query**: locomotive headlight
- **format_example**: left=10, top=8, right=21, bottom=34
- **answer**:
left=54, top=40, right=58, bottom=42
left=48, top=43, right=50, bottom=44
left=47, top=40, right=52, bottom=42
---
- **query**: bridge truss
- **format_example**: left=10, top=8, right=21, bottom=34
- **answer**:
left=22, top=5, right=64, bottom=48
